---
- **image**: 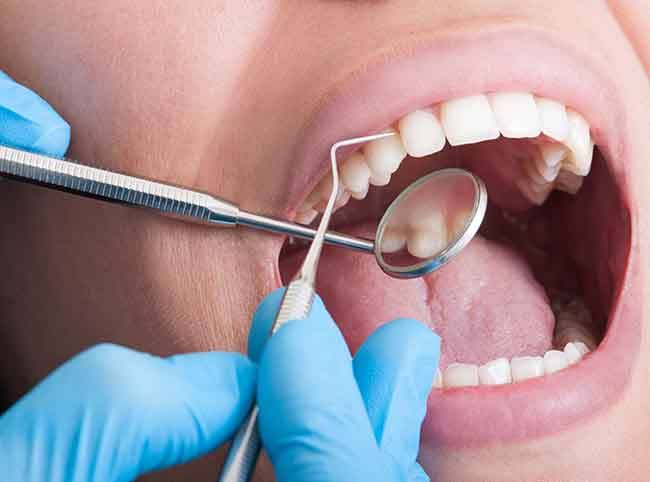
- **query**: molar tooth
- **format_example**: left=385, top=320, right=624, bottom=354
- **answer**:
left=540, top=143, right=568, bottom=168
left=543, top=350, right=569, bottom=374
left=440, top=95, right=500, bottom=146
left=350, top=185, right=369, bottom=200
left=564, top=109, right=593, bottom=176
left=516, top=177, right=552, bottom=206
left=381, top=227, right=407, bottom=253
left=407, top=228, right=448, bottom=258
left=510, top=356, right=544, bottom=382
left=340, top=152, right=371, bottom=198
left=535, top=97, right=569, bottom=142
left=449, top=209, right=471, bottom=241
left=407, top=210, right=448, bottom=258
left=369, top=171, right=391, bottom=186
left=574, top=341, right=590, bottom=356
left=564, top=342, right=584, bottom=365
left=295, top=209, right=318, bottom=225
left=363, top=130, right=407, bottom=177
left=488, top=92, right=541, bottom=139
left=433, top=368, right=443, bottom=389
left=478, top=358, right=512, bottom=385
left=555, top=169, right=584, bottom=194
left=444, top=363, right=479, bottom=388
left=398, top=109, right=446, bottom=157
left=533, top=153, right=562, bottom=182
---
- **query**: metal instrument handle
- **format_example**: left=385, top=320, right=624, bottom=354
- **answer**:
left=217, top=280, right=314, bottom=482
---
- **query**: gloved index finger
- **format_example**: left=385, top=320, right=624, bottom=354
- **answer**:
left=254, top=288, right=394, bottom=482
left=0, top=70, right=70, bottom=158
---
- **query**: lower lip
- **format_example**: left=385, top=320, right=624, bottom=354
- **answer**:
left=278, top=220, right=642, bottom=448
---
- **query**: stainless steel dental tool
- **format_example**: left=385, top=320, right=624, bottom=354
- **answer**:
left=216, top=133, right=383, bottom=482
left=0, top=133, right=487, bottom=280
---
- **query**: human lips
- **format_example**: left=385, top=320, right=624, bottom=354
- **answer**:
left=275, top=23, right=639, bottom=451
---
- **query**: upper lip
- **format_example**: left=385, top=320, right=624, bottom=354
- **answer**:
left=280, top=21, right=641, bottom=448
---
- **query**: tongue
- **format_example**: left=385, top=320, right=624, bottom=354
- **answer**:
left=280, top=229, right=555, bottom=369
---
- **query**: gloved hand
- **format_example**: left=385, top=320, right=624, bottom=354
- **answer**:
left=249, top=288, right=440, bottom=482
left=0, top=69, right=70, bottom=157
left=0, top=345, right=258, bottom=482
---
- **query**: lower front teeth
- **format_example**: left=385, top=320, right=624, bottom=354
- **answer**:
left=436, top=340, right=591, bottom=389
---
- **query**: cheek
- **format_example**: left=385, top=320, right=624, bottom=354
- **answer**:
left=608, top=1, right=650, bottom=75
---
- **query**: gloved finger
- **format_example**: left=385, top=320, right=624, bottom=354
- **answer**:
left=247, top=286, right=286, bottom=362
left=0, top=344, right=257, bottom=482
left=0, top=70, right=70, bottom=157
left=353, top=318, right=439, bottom=478
left=255, top=289, right=394, bottom=482
left=408, top=463, right=431, bottom=482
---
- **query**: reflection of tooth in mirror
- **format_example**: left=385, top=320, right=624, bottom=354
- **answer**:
left=374, top=168, right=487, bottom=279
left=449, top=209, right=472, bottom=241
left=380, top=227, right=407, bottom=253
left=407, top=227, right=448, bottom=258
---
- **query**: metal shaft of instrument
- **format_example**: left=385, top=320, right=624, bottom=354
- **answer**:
left=217, top=132, right=395, bottom=482
left=0, top=145, right=374, bottom=253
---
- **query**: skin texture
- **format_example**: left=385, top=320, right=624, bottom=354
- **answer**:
left=1, top=1, right=650, bottom=480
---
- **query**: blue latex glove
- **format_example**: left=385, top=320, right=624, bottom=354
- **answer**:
left=249, top=288, right=441, bottom=482
left=0, top=70, right=70, bottom=157
left=0, top=345, right=257, bottom=482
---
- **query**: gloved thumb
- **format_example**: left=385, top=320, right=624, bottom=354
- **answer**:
left=0, top=344, right=257, bottom=482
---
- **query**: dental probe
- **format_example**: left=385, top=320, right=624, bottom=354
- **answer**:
left=217, top=133, right=389, bottom=482
left=0, top=144, right=376, bottom=252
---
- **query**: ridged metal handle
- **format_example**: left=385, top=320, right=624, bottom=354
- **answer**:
left=218, top=280, right=314, bottom=482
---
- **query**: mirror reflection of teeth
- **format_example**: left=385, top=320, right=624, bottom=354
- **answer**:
left=295, top=90, right=594, bottom=221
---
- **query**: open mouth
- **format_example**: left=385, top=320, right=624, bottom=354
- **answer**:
left=274, top=27, right=639, bottom=451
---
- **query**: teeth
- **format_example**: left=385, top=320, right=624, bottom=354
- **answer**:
left=543, top=350, right=569, bottom=374
left=440, top=95, right=500, bottom=146
left=369, top=171, right=391, bottom=187
left=564, top=109, right=593, bottom=176
left=510, top=356, right=545, bottom=382
left=535, top=97, right=569, bottom=142
left=478, top=358, right=512, bottom=385
left=449, top=209, right=471, bottom=240
left=574, top=341, right=590, bottom=356
left=444, top=363, right=479, bottom=388
left=295, top=209, right=318, bottom=225
left=406, top=209, right=448, bottom=258
left=398, top=109, right=446, bottom=157
left=299, top=91, right=594, bottom=217
left=340, top=152, right=371, bottom=199
left=516, top=177, right=553, bottom=206
left=363, top=130, right=407, bottom=178
left=433, top=341, right=592, bottom=389
left=555, top=169, right=584, bottom=194
left=488, top=92, right=541, bottom=139
left=380, top=227, right=407, bottom=253
left=540, top=144, right=568, bottom=168
left=564, top=341, right=589, bottom=365
left=433, top=368, right=443, bottom=389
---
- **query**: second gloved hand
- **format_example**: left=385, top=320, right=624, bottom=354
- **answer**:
left=249, top=289, right=441, bottom=482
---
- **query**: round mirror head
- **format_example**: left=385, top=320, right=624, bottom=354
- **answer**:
left=374, top=168, right=487, bottom=279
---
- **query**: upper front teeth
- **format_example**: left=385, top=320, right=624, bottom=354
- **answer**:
left=440, top=94, right=500, bottom=146
left=296, top=90, right=594, bottom=223
left=488, top=92, right=541, bottom=139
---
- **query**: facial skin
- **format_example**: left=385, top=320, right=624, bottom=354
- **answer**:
left=1, top=1, right=650, bottom=481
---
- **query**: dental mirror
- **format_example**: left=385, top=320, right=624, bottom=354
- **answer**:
left=373, top=168, right=487, bottom=279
